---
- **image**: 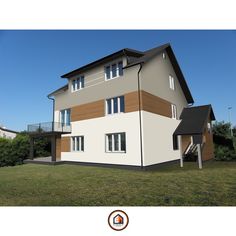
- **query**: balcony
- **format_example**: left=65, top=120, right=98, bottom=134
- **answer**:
left=27, top=122, right=71, bottom=135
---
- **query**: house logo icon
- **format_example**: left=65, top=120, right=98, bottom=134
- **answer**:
left=113, top=214, right=124, bottom=225
left=108, top=210, right=129, bottom=231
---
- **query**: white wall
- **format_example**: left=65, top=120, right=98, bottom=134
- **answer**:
left=61, top=111, right=142, bottom=166
left=141, top=111, right=181, bottom=166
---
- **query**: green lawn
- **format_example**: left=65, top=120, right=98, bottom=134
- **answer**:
left=0, top=161, right=236, bottom=206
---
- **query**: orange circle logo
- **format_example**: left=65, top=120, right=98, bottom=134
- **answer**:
left=108, top=210, right=129, bottom=231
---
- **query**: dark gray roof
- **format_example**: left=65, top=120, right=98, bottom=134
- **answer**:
left=124, top=43, right=170, bottom=68
left=55, top=43, right=194, bottom=103
left=61, top=48, right=143, bottom=79
left=174, top=105, right=215, bottom=136
left=48, top=84, right=68, bottom=97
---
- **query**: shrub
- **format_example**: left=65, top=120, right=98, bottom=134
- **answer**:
left=213, top=121, right=236, bottom=161
left=11, top=133, right=30, bottom=164
left=0, top=137, right=13, bottom=167
left=214, top=145, right=236, bottom=161
left=0, top=133, right=51, bottom=167
left=34, top=137, right=50, bottom=157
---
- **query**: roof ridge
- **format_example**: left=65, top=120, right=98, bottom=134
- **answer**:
left=143, top=43, right=170, bottom=54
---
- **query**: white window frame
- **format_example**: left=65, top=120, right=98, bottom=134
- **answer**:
left=106, top=96, right=124, bottom=115
left=60, top=109, right=71, bottom=125
left=71, top=75, right=85, bottom=92
left=105, top=132, right=126, bottom=153
left=104, top=60, right=123, bottom=81
left=169, top=75, right=175, bottom=90
left=71, top=136, right=84, bottom=152
left=171, top=104, right=177, bottom=119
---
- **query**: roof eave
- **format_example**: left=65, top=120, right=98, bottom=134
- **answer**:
left=61, top=48, right=143, bottom=79
left=48, top=84, right=68, bottom=97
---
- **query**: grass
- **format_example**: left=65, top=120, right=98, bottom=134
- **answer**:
left=0, top=161, right=236, bottom=206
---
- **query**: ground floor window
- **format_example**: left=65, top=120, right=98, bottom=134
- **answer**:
left=106, top=132, right=126, bottom=153
left=71, top=136, right=84, bottom=152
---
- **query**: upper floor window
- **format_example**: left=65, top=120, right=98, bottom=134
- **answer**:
left=162, top=52, right=166, bottom=59
left=106, top=96, right=124, bottom=115
left=171, top=104, right=177, bottom=119
left=169, top=75, right=175, bottom=90
left=72, top=76, right=84, bottom=92
left=105, top=61, right=123, bottom=80
left=71, top=136, right=84, bottom=152
left=60, top=109, right=71, bottom=125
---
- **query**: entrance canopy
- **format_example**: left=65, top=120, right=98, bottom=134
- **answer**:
left=173, top=104, right=215, bottom=148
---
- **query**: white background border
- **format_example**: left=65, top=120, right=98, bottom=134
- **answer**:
left=0, top=207, right=235, bottom=235
left=0, top=0, right=236, bottom=29
left=0, top=0, right=235, bottom=235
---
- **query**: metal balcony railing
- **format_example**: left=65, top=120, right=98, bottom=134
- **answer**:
left=27, top=122, right=71, bottom=133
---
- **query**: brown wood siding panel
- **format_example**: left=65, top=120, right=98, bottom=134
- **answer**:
left=125, top=90, right=172, bottom=118
left=69, top=90, right=172, bottom=122
left=181, top=135, right=191, bottom=154
left=71, top=100, right=104, bottom=122
left=61, top=137, right=70, bottom=152
left=140, top=91, right=172, bottom=118
left=125, top=91, right=139, bottom=113
left=56, top=137, right=61, bottom=160
left=202, top=121, right=214, bottom=161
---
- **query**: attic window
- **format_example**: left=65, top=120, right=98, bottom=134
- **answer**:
left=72, top=76, right=84, bottom=92
left=105, top=61, right=123, bottom=80
left=162, top=53, right=166, bottom=59
left=169, top=75, right=175, bottom=90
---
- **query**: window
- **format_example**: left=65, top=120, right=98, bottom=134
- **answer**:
left=106, top=96, right=125, bottom=115
left=169, top=75, right=175, bottom=90
left=112, top=64, right=117, bottom=78
left=171, top=104, right=177, bottom=119
left=71, top=136, right=84, bottom=152
left=162, top=52, right=166, bottom=59
left=60, top=109, right=71, bottom=125
left=72, top=76, right=85, bottom=92
left=105, top=66, right=110, bottom=80
left=207, top=122, right=211, bottom=133
left=105, top=61, right=123, bottom=80
left=106, top=133, right=126, bottom=152
left=118, top=61, right=123, bottom=76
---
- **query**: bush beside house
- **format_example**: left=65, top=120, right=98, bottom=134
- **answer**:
left=0, top=133, right=50, bottom=167
left=213, top=121, right=236, bottom=161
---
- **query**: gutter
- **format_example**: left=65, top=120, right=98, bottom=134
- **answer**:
left=47, top=95, right=55, bottom=124
left=137, top=63, right=144, bottom=169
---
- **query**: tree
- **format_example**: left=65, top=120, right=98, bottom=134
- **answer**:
left=212, top=121, right=232, bottom=138
left=213, top=121, right=236, bottom=161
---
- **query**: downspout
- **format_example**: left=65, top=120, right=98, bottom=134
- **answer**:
left=137, top=63, right=144, bottom=169
left=47, top=95, right=55, bottom=131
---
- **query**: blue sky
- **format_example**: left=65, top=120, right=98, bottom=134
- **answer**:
left=0, top=30, right=235, bottom=131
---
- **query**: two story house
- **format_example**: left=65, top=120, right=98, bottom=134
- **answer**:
left=28, top=43, right=215, bottom=169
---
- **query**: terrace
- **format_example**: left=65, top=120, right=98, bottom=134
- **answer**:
left=27, top=122, right=71, bottom=162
